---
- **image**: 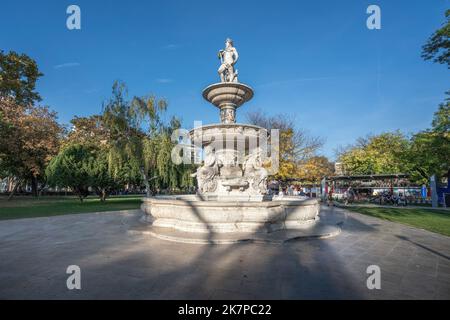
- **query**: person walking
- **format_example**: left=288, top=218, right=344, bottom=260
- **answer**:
left=327, top=189, right=333, bottom=207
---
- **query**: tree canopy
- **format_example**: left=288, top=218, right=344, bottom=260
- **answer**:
left=414, top=8, right=450, bottom=184
left=338, top=103, right=450, bottom=185
left=65, top=115, right=109, bottom=147
left=422, top=9, right=450, bottom=67
left=406, top=99, right=450, bottom=184
left=0, top=97, right=63, bottom=197
left=296, top=156, right=334, bottom=183
left=101, top=81, right=193, bottom=195
left=0, top=50, right=43, bottom=105
left=46, top=144, right=117, bottom=201
left=337, top=132, right=410, bottom=176
left=246, top=110, right=324, bottom=181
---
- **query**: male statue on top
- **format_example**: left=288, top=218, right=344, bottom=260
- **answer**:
left=218, top=38, right=239, bottom=82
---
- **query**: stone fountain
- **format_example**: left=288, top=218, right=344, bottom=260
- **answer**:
left=138, top=39, right=340, bottom=243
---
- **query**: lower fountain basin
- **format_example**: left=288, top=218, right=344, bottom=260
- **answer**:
left=141, top=195, right=320, bottom=233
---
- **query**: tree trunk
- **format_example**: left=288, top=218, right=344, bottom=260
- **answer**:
left=100, top=189, right=107, bottom=202
left=75, top=188, right=84, bottom=202
left=139, top=168, right=159, bottom=197
left=7, top=177, right=14, bottom=193
left=37, top=183, right=46, bottom=198
left=30, top=176, right=38, bottom=197
left=7, top=179, right=21, bottom=201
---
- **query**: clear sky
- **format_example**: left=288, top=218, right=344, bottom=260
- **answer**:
left=1, top=0, right=448, bottom=159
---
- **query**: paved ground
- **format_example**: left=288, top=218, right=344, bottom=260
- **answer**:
left=0, top=206, right=449, bottom=299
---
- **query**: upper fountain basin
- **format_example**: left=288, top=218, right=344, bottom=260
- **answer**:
left=202, top=82, right=254, bottom=108
left=189, top=123, right=268, bottom=145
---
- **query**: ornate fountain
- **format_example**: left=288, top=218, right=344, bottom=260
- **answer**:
left=138, top=39, right=334, bottom=243
left=190, top=38, right=270, bottom=201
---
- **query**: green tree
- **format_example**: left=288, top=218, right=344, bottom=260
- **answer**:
left=419, top=8, right=450, bottom=185
left=407, top=100, right=450, bottom=184
left=87, top=148, right=119, bottom=201
left=102, top=81, right=193, bottom=196
left=422, top=9, right=450, bottom=67
left=338, top=132, right=410, bottom=175
left=46, top=144, right=93, bottom=201
left=432, top=97, right=450, bottom=132
left=65, top=115, right=109, bottom=147
left=0, top=97, right=62, bottom=198
left=46, top=144, right=118, bottom=202
left=65, top=114, right=148, bottom=190
left=0, top=50, right=43, bottom=105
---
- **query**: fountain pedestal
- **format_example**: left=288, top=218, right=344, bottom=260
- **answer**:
left=202, top=82, right=253, bottom=123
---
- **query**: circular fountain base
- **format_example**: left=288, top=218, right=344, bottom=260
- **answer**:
left=135, top=195, right=341, bottom=244
left=141, top=195, right=319, bottom=233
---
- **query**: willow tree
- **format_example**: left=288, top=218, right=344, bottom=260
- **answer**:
left=102, top=81, right=193, bottom=196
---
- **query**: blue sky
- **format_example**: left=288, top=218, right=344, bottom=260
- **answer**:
left=1, top=0, right=448, bottom=159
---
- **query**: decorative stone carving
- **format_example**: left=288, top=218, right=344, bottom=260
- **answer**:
left=243, top=148, right=268, bottom=194
left=220, top=108, right=235, bottom=123
left=191, top=146, right=218, bottom=193
left=218, top=38, right=239, bottom=83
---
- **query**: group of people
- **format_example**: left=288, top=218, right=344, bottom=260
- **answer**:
left=327, top=186, right=356, bottom=206
left=267, top=185, right=308, bottom=196
left=376, top=191, right=408, bottom=206
left=343, top=187, right=357, bottom=205
left=325, top=187, right=409, bottom=207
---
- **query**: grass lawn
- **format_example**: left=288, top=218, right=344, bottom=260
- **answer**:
left=0, top=195, right=144, bottom=220
left=344, top=206, right=450, bottom=237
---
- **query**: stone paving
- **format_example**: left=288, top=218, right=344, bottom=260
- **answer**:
left=0, top=206, right=449, bottom=299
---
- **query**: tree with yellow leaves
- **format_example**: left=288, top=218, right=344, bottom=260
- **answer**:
left=246, top=110, right=324, bottom=181
left=0, top=97, right=63, bottom=198
left=296, top=156, right=334, bottom=183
